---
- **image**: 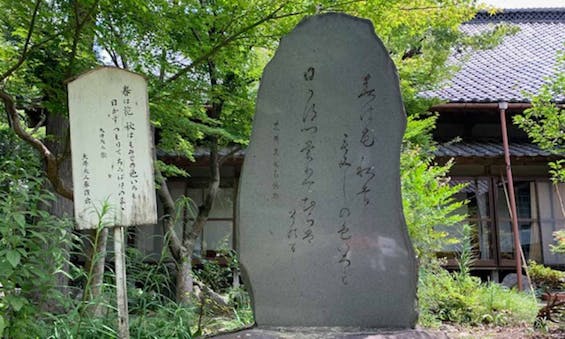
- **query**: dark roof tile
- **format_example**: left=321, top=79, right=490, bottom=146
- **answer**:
left=435, top=140, right=552, bottom=158
left=423, top=9, right=565, bottom=103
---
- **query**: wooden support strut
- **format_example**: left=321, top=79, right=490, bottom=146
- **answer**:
left=114, top=226, right=130, bottom=338
left=499, top=101, right=523, bottom=291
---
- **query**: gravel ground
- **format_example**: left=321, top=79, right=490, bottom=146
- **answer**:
left=438, top=324, right=565, bottom=338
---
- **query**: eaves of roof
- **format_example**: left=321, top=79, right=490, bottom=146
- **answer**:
left=434, top=140, right=553, bottom=158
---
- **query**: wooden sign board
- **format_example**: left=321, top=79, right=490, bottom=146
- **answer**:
left=68, top=67, right=157, bottom=230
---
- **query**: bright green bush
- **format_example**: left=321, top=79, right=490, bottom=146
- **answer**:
left=528, top=260, right=565, bottom=293
left=45, top=243, right=199, bottom=338
left=550, top=230, right=565, bottom=255
left=419, top=266, right=538, bottom=327
left=419, top=227, right=537, bottom=328
left=401, top=116, right=468, bottom=265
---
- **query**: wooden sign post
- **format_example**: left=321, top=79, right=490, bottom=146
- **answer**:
left=68, top=67, right=157, bottom=338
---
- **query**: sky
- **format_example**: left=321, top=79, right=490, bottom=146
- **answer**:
left=480, top=0, right=565, bottom=8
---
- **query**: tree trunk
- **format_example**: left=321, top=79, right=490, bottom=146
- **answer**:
left=176, top=249, right=194, bottom=304
left=43, top=113, right=74, bottom=311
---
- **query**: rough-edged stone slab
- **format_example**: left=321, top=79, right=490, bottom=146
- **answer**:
left=237, top=13, right=417, bottom=328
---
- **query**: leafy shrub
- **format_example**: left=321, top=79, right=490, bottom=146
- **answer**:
left=194, top=246, right=240, bottom=294
left=527, top=261, right=565, bottom=325
left=129, top=301, right=197, bottom=339
left=43, top=232, right=252, bottom=338
left=45, top=238, right=198, bottom=338
left=551, top=230, right=565, bottom=255
left=401, top=117, right=467, bottom=265
left=126, top=247, right=177, bottom=311
left=419, top=266, right=538, bottom=327
left=528, top=260, right=565, bottom=293
left=0, top=127, right=75, bottom=338
left=197, top=286, right=254, bottom=336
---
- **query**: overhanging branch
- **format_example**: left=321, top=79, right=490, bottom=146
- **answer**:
left=0, top=90, right=73, bottom=200
left=0, top=0, right=41, bottom=81
left=161, top=2, right=291, bottom=87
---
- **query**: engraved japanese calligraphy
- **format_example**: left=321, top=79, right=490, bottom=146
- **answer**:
left=238, top=14, right=417, bottom=328
left=68, top=67, right=157, bottom=230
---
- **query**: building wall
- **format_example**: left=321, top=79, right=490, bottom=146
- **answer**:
left=445, top=163, right=565, bottom=271
left=135, top=165, right=239, bottom=260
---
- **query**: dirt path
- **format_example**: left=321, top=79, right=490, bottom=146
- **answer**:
left=439, top=324, right=565, bottom=338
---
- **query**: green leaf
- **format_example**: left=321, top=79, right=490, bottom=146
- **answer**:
left=6, top=250, right=21, bottom=268
left=7, top=296, right=25, bottom=312
left=0, top=314, right=5, bottom=337
left=13, top=214, right=25, bottom=228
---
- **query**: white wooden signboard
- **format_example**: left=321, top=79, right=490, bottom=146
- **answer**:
left=68, top=67, right=157, bottom=230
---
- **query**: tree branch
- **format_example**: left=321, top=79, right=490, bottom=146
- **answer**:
left=154, top=151, right=183, bottom=261
left=187, top=139, right=220, bottom=242
left=0, top=89, right=73, bottom=200
left=399, top=6, right=447, bottom=11
left=67, top=0, right=99, bottom=77
left=162, top=2, right=289, bottom=86
left=219, top=145, right=242, bottom=165
left=0, top=0, right=41, bottom=81
left=159, top=49, right=167, bottom=82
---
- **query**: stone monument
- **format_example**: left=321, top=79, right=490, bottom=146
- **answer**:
left=237, top=13, right=418, bottom=332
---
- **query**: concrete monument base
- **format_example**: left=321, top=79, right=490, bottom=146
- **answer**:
left=211, top=326, right=450, bottom=339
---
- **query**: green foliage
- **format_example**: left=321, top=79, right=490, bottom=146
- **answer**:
left=551, top=230, right=565, bottom=254
left=44, top=237, right=199, bottom=338
left=0, top=126, right=75, bottom=338
left=1, top=0, right=493, bottom=166
left=126, top=248, right=177, bottom=309
left=126, top=248, right=199, bottom=338
left=401, top=117, right=467, bottom=265
left=44, top=240, right=253, bottom=338
left=200, top=299, right=253, bottom=337
left=419, top=226, right=538, bottom=328
left=514, top=49, right=565, bottom=183
left=155, top=159, right=189, bottom=179
left=528, top=261, right=565, bottom=326
left=528, top=260, right=565, bottom=293
left=129, top=301, right=197, bottom=339
left=419, top=266, right=538, bottom=327
left=194, top=247, right=240, bottom=294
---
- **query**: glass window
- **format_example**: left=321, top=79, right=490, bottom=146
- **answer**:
left=496, top=181, right=543, bottom=263
left=444, top=178, right=564, bottom=268
left=209, top=188, right=234, bottom=219
left=441, top=178, right=494, bottom=261
left=203, top=220, right=233, bottom=252
left=537, top=182, right=565, bottom=265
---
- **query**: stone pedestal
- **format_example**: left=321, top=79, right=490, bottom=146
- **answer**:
left=211, top=327, right=450, bottom=339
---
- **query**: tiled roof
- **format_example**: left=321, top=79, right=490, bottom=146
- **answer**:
left=167, top=142, right=550, bottom=160
left=434, top=140, right=552, bottom=158
left=424, top=8, right=565, bottom=103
